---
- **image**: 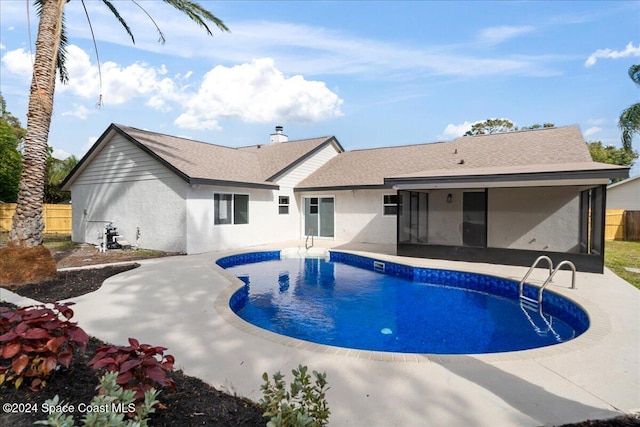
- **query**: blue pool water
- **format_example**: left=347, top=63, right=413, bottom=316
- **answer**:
left=220, top=251, right=589, bottom=354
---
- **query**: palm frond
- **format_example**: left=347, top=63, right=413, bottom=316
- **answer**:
left=101, top=0, right=136, bottom=44
left=56, top=12, right=69, bottom=84
left=619, top=102, right=640, bottom=151
left=131, top=0, right=167, bottom=44
left=629, top=64, right=640, bottom=86
left=161, top=0, right=229, bottom=35
left=81, top=0, right=104, bottom=107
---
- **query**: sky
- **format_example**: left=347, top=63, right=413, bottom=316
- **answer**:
left=1, top=0, right=639, bottom=176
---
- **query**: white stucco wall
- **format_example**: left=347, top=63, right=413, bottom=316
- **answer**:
left=69, top=134, right=188, bottom=252
left=297, top=189, right=397, bottom=244
left=71, top=178, right=187, bottom=252
left=488, top=187, right=580, bottom=252
left=185, top=142, right=343, bottom=254
left=185, top=185, right=301, bottom=254
left=607, top=177, right=640, bottom=210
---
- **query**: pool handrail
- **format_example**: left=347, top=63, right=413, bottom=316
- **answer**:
left=537, top=260, right=577, bottom=304
left=518, top=255, right=554, bottom=301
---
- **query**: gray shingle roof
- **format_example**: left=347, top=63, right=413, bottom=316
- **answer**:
left=295, top=125, right=613, bottom=189
left=64, top=123, right=627, bottom=192
left=114, top=125, right=335, bottom=187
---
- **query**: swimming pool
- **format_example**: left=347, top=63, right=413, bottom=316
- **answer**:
left=218, top=251, right=589, bottom=354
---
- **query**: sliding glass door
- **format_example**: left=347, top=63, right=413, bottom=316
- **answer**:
left=304, top=197, right=334, bottom=238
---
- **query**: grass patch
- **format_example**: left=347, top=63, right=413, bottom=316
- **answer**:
left=43, top=234, right=76, bottom=251
left=605, top=240, right=640, bottom=290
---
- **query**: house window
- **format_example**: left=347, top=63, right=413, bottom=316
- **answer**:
left=383, top=194, right=398, bottom=215
left=279, top=196, right=290, bottom=215
left=309, top=197, right=319, bottom=214
left=214, top=193, right=249, bottom=225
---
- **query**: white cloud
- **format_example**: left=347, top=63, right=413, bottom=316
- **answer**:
left=2, top=44, right=343, bottom=131
left=478, top=26, right=536, bottom=45
left=585, top=41, right=640, bottom=67
left=441, top=121, right=474, bottom=139
left=55, top=45, right=178, bottom=107
left=1, top=47, right=33, bottom=76
left=81, top=136, right=99, bottom=156
left=51, top=148, right=72, bottom=159
left=584, top=126, right=602, bottom=136
left=59, top=6, right=557, bottom=79
left=62, top=104, right=94, bottom=120
left=174, top=58, right=343, bottom=130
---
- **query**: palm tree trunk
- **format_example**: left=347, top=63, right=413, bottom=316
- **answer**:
left=9, top=0, right=66, bottom=247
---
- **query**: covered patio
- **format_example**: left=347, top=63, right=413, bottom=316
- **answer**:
left=387, top=162, right=629, bottom=273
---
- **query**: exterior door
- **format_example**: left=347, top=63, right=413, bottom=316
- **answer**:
left=304, top=197, right=334, bottom=238
left=462, top=191, right=487, bottom=247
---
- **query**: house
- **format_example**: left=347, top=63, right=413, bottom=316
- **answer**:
left=607, top=175, right=640, bottom=210
left=62, top=124, right=629, bottom=273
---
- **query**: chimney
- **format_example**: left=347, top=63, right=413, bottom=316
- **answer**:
left=269, top=125, right=288, bottom=144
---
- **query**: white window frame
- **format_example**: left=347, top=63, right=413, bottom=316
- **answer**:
left=214, top=193, right=249, bottom=225
left=383, top=194, right=398, bottom=216
left=278, top=195, right=290, bottom=215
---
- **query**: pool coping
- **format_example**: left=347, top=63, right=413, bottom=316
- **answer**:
left=213, top=247, right=612, bottom=364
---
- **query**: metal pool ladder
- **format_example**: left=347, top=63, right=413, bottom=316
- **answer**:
left=305, top=229, right=314, bottom=250
left=518, top=256, right=577, bottom=308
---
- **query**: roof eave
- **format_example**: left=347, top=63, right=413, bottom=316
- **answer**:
left=385, top=168, right=630, bottom=189
left=190, top=178, right=279, bottom=190
left=294, top=184, right=388, bottom=192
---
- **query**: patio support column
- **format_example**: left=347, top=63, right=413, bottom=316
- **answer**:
left=589, top=184, right=606, bottom=257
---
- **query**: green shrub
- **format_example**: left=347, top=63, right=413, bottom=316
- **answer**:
left=260, top=364, right=330, bottom=427
left=36, top=371, right=159, bottom=427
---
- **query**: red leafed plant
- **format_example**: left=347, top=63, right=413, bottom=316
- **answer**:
left=0, top=302, right=89, bottom=391
left=88, top=337, right=176, bottom=400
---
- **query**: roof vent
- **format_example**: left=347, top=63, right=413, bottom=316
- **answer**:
left=269, top=125, right=288, bottom=144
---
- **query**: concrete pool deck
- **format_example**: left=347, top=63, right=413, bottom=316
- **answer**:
left=3, top=242, right=639, bottom=426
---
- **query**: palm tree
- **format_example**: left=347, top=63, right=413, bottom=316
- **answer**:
left=45, top=154, right=79, bottom=203
left=4, top=0, right=227, bottom=283
left=619, top=64, right=640, bottom=152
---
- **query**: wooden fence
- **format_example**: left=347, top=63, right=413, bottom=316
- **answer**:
left=605, top=209, right=640, bottom=241
left=0, top=203, right=72, bottom=234
left=627, top=211, right=640, bottom=241
left=606, top=209, right=625, bottom=240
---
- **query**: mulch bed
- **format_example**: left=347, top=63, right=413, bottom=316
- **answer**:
left=0, top=264, right=637, bottom=427
left=3, top=264, right=140, bottom=302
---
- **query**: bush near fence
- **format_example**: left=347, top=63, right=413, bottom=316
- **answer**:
left=606, top=209, right=640, bottom=241
left=0, top=203, right=71, bottom=234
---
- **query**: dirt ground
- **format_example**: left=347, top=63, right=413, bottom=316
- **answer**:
left=52, top=242, right=180, bottom=269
